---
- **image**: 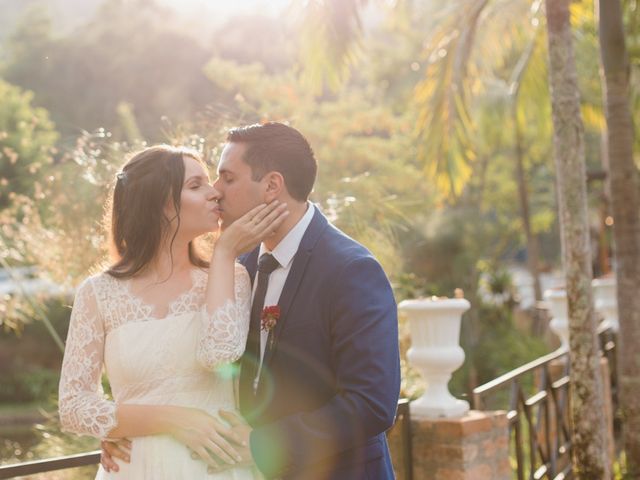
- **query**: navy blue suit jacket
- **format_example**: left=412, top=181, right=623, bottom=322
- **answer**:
left=238, top=206, right=400, bottom=479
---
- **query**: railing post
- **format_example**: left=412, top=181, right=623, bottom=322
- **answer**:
left=387, top=399, right=413, bottom=480
left=600, top=356, right=615, bottom=471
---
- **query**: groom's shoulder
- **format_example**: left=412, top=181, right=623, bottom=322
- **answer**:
left=319, top=220, right=375, bottom=264
left=315, top=225, right=393, bottom=294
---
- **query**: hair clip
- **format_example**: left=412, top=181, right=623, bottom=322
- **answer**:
left=116, top=171, right=128, bottom=185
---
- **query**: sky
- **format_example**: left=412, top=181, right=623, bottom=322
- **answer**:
left=156, top=0, right=291, bottom=20
left=0, top=0, right=294, bottom=44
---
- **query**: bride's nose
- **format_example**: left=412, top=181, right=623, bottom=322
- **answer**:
left=207, top=185, right=221, bottom=201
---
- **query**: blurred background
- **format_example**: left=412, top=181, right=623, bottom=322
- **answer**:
left=1, top=0, right=637, bottom=477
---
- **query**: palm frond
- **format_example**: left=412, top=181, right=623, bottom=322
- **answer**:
left=297, top=0, right=368, bottom=94
left=414, top=0, right=490, bottom=201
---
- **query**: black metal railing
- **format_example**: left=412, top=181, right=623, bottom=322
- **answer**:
left=599, top=326, right=620, bottom=429
left=0, top=399, right=413, bottom=480
left=0, top=450, right=100, bottom=479
left=472, top=327, right=618, bottom=480
left=393, top=398, right=413, bottom=480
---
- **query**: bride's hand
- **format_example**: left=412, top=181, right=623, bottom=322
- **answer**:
left=216, top=201, right=289, bottom=257
left=167, top=407, right=245, bottom=468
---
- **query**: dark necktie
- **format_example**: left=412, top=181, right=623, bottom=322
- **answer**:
left=240, top=253, right=280, bottom=417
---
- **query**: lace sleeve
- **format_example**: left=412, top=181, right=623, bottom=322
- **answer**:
left=58, top=277, right=117, bottom=438
left=196, top=263, right=251, bottom=370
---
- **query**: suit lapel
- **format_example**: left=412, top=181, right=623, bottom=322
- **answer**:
left=260, top=206, right=328, bottom=369
left=240, top=249, right=259, bottom=285
left=238, top=247, right=260, bottom=409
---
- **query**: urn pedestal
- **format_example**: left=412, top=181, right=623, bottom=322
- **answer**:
left=544, top=288, right=569, bottom=350
left=399, top=297, right=470, bottom=419
left=592, top=277, right=618, bottom=332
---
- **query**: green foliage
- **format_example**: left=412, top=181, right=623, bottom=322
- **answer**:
left=0, top=130, right=126, bottom=285
left=0, top=366, right=60, bottom=403
left=296, top=0, right=366, bottom=94
left=480, top=262, right=517, bottom=301
left=0, top=128, right=147, bottom=339
left=2, top=5, right=54, bottom=82
left=204, top=56, right=431, bottom=278
left=2, top=1, right=219, bottom=141
left=2, top=1, right=635, bottom=461
left=0, top=296, right=69, bottom=402
left=0, top=79, right=58, bottom=209
left=413, top=0, right=488, bottom=201
left=211, top=13, right=295, bottom=73
left=2, top=414, right=99, bottom=477
left=450, top=301, right=550, bottom=399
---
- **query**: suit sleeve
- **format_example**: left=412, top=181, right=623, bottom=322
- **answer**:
left=249, top=255, right=401, bottom=477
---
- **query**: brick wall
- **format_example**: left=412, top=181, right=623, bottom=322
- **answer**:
left=388, top=410, right=510, bottom=480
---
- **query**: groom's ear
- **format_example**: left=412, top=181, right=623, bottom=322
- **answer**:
left=263, top=171, right=285, bottom=201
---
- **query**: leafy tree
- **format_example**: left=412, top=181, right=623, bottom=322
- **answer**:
left=3, top=0, right=220, bottom=141
left=597, top=0, right=640, bottom=474
left=211, top=14, right=295, bottom=73
left=202, top=55, right=430, bottom=278
left=545, top=0, right=609, bottom=476
left=0, top=79, right=58, bottom=210
left=0, top=3, right=54, bottom=73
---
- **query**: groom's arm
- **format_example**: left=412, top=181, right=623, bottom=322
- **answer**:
left=249, top=255, right=401, bottom=477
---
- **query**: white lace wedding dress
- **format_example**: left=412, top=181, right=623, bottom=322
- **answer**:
left=58, top=264, right=258, bottom=479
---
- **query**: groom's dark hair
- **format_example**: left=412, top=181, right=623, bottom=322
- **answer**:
left=226, top=122, right=317, bottom=201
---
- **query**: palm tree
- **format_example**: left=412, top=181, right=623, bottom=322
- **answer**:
left=597, top=0, right=640, bottom=474
left=507, top=21, right=545, bottom=304
left=300, top=0, right=548, bottom=302
left=544, top=0, right=609, bottom=476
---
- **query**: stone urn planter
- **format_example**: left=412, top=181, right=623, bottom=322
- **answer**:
left=544, top=288, right=569, bottom=350
left=592, top=276, right=619, bottom=332
left=398, top=296, right=470, bottom=419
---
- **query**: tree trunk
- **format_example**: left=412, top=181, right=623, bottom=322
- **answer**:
left=508, top=32, right=544, bottom=324
left=597, top=0, right=640, bottom=474
left=544, top=0, right=610, bottom=477
left=512, top=103, right=543, bottom=306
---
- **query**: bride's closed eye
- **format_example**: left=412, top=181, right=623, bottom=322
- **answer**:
left=188, top=180, right=213, bottom=190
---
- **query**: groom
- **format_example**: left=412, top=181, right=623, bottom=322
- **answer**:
left=214, top=122, right=400, bottom=479
left=104, top=122, right=400, bottom=479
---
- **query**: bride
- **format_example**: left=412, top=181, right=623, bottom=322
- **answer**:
left=58, top=145, right=288, bottom=478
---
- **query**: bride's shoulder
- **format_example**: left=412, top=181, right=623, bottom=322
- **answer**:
left=190, top=263, right=249, bottom=283
left=76, top=271, right=123, bottom=294
left=192, top=262, right=251, bottom=291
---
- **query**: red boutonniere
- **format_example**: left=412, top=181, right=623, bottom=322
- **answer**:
left=261, top=305, right=280, bottom=333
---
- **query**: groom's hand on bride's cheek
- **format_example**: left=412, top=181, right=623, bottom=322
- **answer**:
left=219, top=410, right=253, bottom=465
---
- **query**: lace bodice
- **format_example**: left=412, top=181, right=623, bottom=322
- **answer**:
left=58, top=263, right=251, bottom=439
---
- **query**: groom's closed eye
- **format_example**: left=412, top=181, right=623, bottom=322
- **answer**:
left=219, top=174, right=234, bottom=185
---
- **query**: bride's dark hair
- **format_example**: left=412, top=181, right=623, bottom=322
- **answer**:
left=106, top=145, right=209, bottom=279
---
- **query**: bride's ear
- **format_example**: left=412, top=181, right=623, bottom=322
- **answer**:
left=264, top=172, right=284, bottom=202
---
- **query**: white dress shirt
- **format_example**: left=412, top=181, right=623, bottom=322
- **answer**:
left=253, top=202, right=315, bottom=386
